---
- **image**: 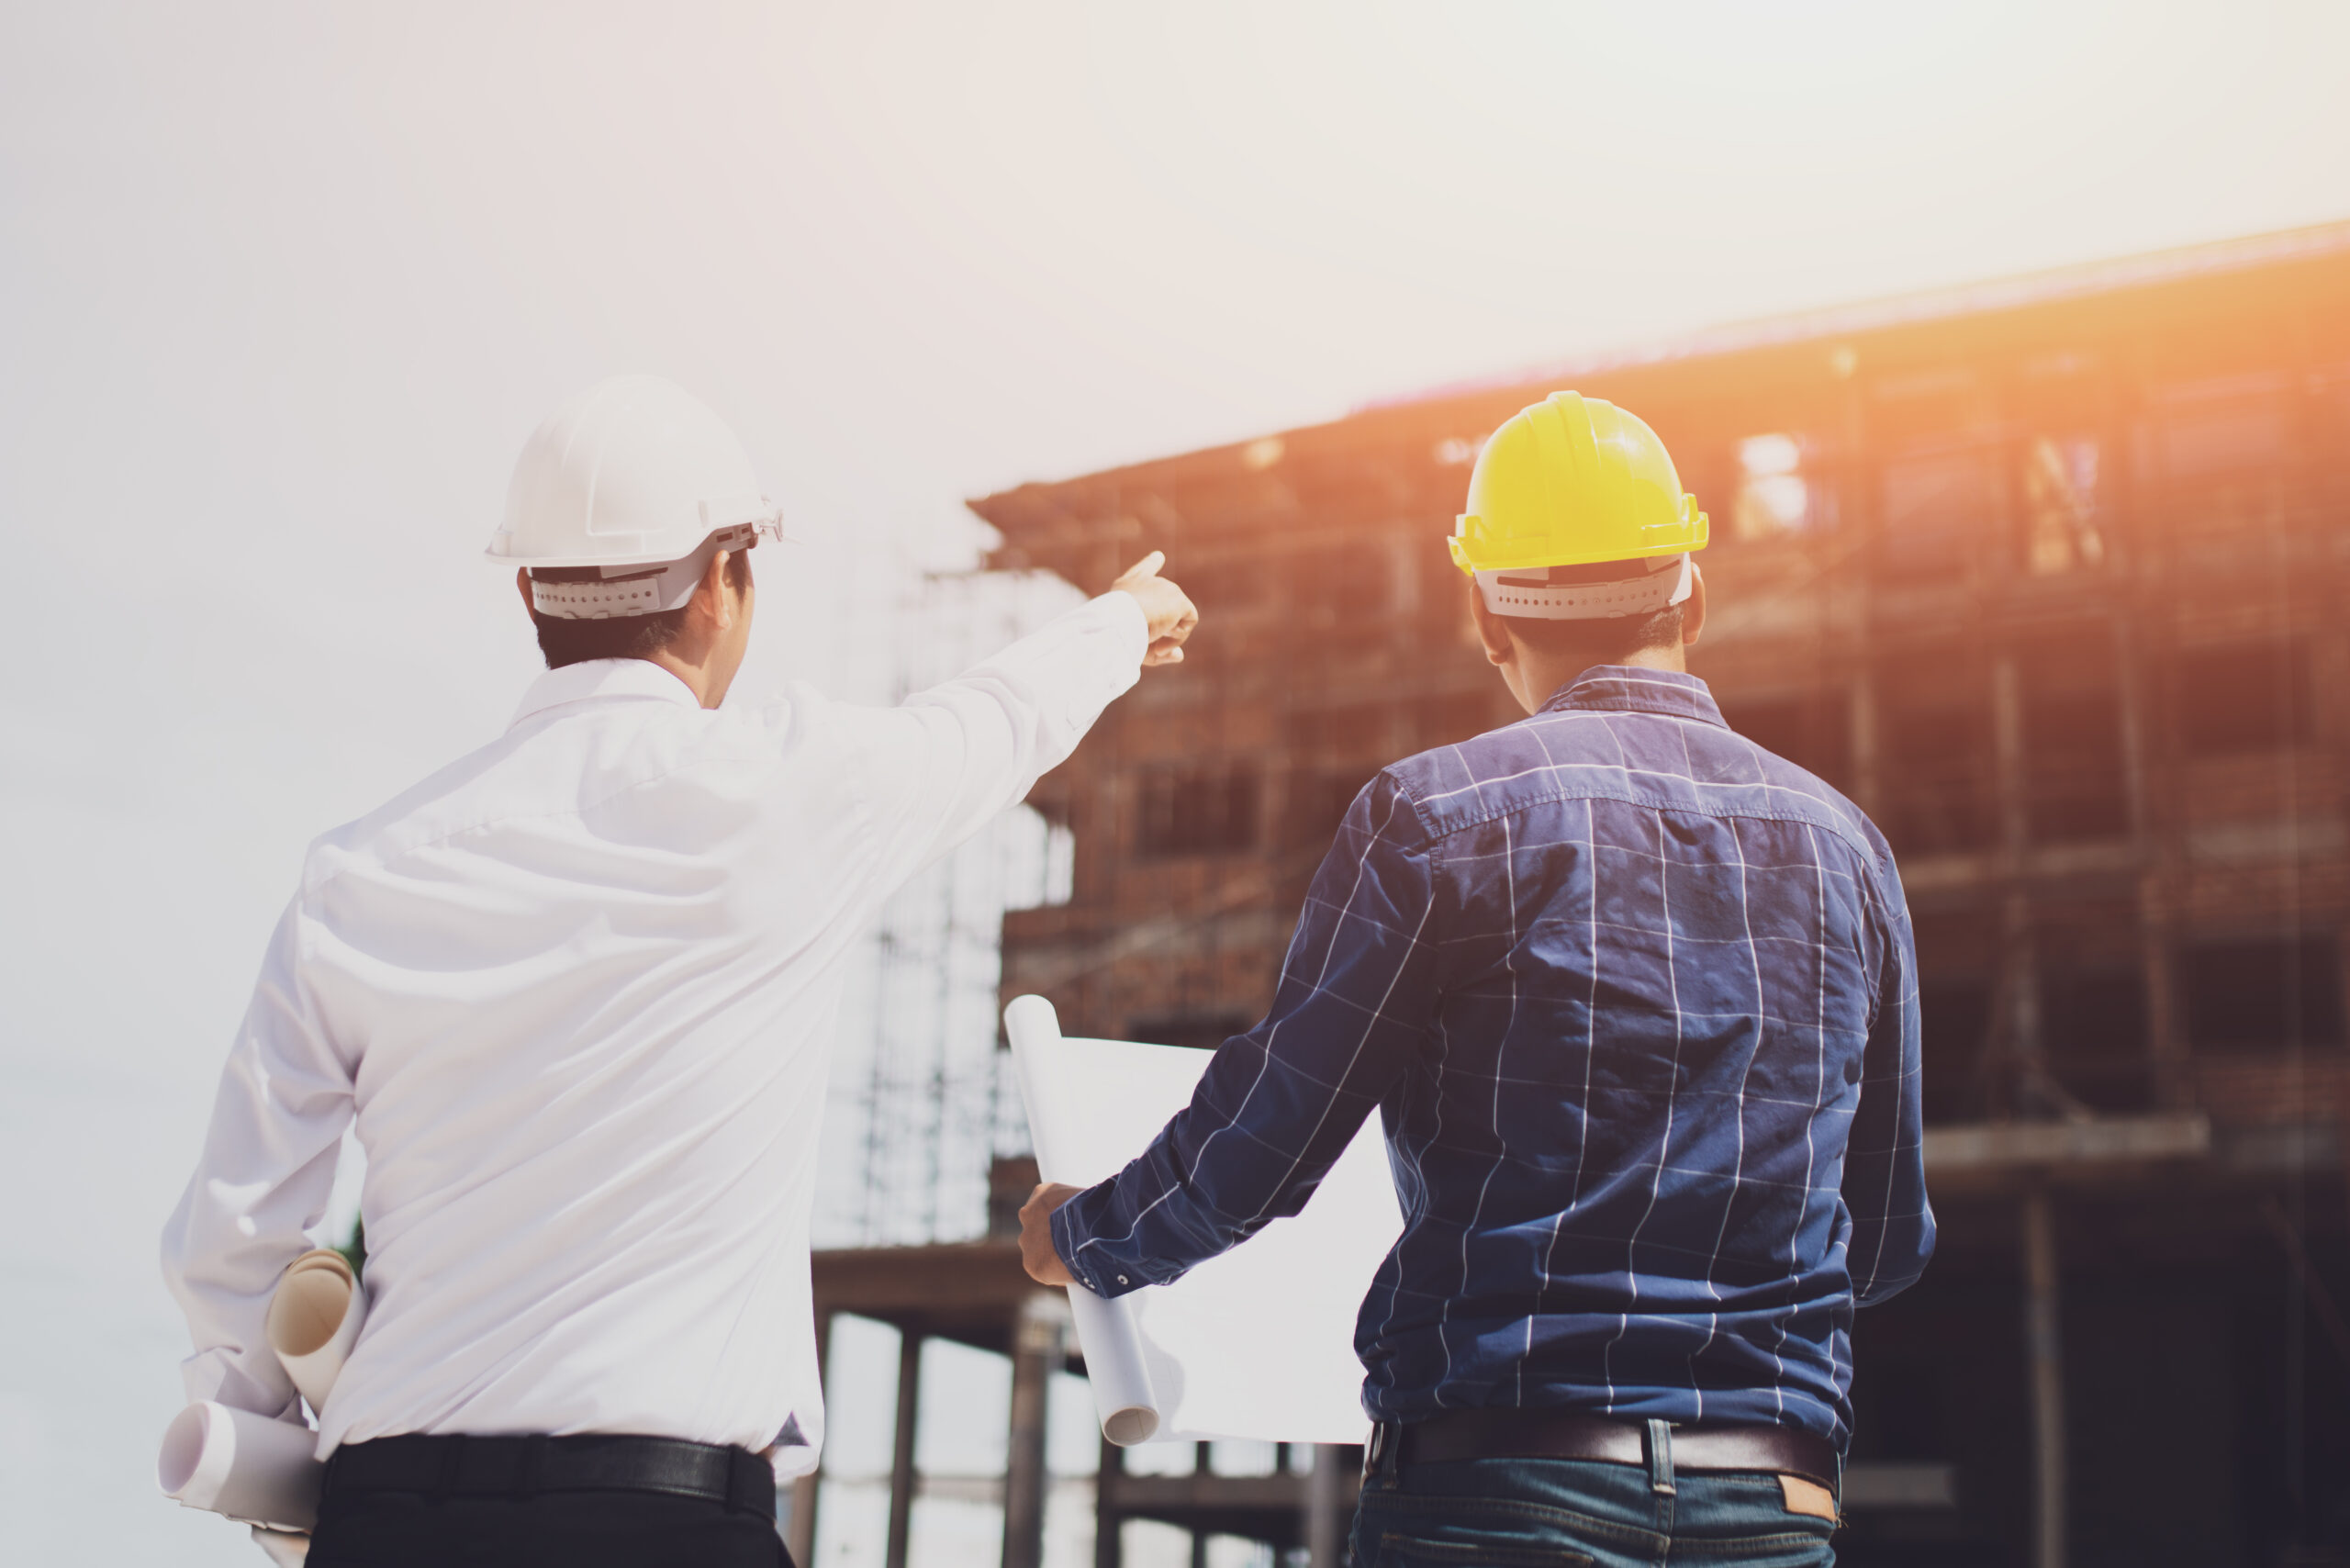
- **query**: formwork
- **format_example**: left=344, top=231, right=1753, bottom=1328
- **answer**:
left=950, top=221, right=2350, bottom=1568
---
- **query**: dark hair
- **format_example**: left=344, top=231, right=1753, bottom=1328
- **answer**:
left=1475, top=554, right=1687, bottom=669
left=1489, top=592, right=1685, bottom=669
left=530, top=549, right=752, bottom=669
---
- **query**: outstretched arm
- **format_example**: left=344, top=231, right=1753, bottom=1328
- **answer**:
left=845, top=554, right=1196, bottom=890
left=1031, top=773, right=1441, bottom=1295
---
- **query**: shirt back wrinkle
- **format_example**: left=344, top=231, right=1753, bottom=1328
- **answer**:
left=300, top=698, right=808, bottom=902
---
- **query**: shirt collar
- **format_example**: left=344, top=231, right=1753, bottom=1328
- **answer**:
left=1537, top=665, right=1728, bottom=728
left=508, top=658, right=703, bottom=730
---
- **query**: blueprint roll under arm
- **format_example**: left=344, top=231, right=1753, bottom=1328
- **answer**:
left=159, top=1248, right=367, bottom=1536
left=156, top=1401, right=323, bottom=1531
left=265, top=1249, right=367, bottom=1417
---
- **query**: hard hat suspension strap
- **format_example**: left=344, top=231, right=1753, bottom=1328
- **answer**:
left=527, top=522, right=767, bottom=622
left=1475, top=554, right=1694, bottom=622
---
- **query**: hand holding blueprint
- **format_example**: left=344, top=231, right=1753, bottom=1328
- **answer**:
left=157, top=1247, right=365, bottom=1545
left=1006, top=995, right=1401, bottom=1446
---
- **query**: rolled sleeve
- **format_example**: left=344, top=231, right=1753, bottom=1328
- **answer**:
left=845, top=591, right=1148, bottom=890
left=1052, top=772, right=1440, bottom=1295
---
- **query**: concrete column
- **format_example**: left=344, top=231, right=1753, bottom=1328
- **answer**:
left=1991, top=654, right=2050, bottom=1110
left=1003, top=1293, right=1063, bottom=1568
left=2116, top=617, right=2190, bottom=1107
left=2111, top=617, right=2153, bottom=844
left=1306, top=1443, right=1346, bottom=1568
left=1093, top=1433, right=1124, bottom=1568
left=1191, top=1444, right=1211, bottom=1568
left=2140, top=884, right=2188, bottom=1107
left=1849, top=667, right=1881, bottom=820
left=884, top=1329, right=923, bottom=1568
left=784, top=1311, right=834, bottom=1567
left=2021, top=1191, right=2067, bottom=1568
left=1992, top=654, right=2030, bottom=861
left=2002, top=890, right=2047, bottom=1110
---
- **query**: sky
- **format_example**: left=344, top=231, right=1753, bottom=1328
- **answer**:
left=3, top=2, right=2348, bottom=1562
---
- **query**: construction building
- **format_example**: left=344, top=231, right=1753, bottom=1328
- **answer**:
left=807, top=220, right=2350, bottom=1568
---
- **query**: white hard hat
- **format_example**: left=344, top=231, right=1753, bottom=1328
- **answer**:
left=489, top=375, right=788, bottom=619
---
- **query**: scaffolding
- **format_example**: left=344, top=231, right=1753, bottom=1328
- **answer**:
left=819, top=563, right=1081, bottom=1250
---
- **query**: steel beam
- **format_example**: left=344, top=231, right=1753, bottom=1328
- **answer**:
left=2021, top=1190, right=2067, bottom=1568
left=1002, top=1292, right=1061, bottom=1568
left=1306, top=1443, right=1345, bottom=1568
left=884, top=1329, right=923, bottom=1568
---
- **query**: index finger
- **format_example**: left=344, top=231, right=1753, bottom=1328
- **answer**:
left=1116, top=550, right=1165, bottom=582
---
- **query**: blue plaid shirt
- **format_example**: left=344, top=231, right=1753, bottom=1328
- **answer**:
left=1053, top=666, right=1932, bottom=1449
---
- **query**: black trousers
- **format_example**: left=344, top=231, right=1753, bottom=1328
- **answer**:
left=308, top=1487, right=796, bottom=1567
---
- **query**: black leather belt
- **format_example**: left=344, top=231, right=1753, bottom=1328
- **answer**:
left=325, top=1433, right=776, bottom=1514
left=1391, top=1409, right=1837, bottom=1491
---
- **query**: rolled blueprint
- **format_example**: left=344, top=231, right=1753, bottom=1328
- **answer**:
left=1005, top=992, right=1400, bottom=1447
left=156, top=1401, right=323, bottom=1532
left=1006, top=994, right=1162, bottom=1445
left=265, top=1248, right=366, bottom=1416
left=1068, top=1291, right=1160, bottom=1446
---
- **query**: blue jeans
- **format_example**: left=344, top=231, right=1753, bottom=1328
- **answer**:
left=1349, top=1424, right=1838, bottom=1567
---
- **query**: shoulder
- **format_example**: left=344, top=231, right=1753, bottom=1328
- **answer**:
left=297, top=692, right=814, bottom=897
left=1382, top=708, right=1898, bottom=886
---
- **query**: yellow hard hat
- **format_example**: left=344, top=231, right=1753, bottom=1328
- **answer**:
left=1449, top=392, right=1708, bottom=576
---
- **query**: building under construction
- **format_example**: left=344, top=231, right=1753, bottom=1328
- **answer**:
left=810, top=221, right=2350, bottom=1568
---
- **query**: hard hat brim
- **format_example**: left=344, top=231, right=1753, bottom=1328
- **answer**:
left=1449, top=496, right=1709, bottom=577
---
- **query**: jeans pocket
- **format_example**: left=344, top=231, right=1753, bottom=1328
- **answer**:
left=1371, top=1529, right=1597, bottom=1567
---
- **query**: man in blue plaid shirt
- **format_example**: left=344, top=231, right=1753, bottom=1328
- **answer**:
left=1021, top=394, right=1932, bottom=1566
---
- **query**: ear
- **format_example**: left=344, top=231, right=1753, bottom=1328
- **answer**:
left=1468, top=579, right=1514, bottom=668
left=689, top=551, right=737, bottom=632
left=516, top=567, right=534, bottom=613
left=1680, top=565, right=1707, bottom=649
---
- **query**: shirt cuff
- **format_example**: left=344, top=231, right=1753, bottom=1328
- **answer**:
left=1091, top=589, right=1150, bottom=658
left=1049, top=1190, right=1145, bottom=1300
left=1035, top=592, right=1146, bottom=734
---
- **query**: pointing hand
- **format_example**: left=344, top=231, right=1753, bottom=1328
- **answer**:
left=1111, top=552, right=1199, bottom=668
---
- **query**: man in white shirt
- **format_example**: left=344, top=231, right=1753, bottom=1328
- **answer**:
left=161, top=375, right=1196, bottom=1566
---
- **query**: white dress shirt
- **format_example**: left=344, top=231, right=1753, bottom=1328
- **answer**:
left=161, top=592, right=1147, bottom=1472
